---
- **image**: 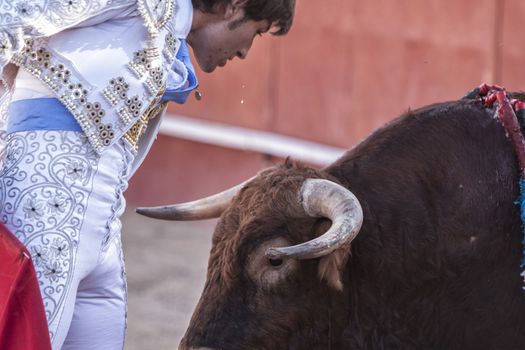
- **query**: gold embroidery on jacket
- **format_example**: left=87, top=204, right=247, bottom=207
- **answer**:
left=123, top=85, right=166, bottom=150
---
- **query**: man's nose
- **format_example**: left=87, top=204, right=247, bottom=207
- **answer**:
left=237, top=49, right=248, bottom=59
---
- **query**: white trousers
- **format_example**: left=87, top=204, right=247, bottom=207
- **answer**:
left=0, top=130, right=134, bottom=349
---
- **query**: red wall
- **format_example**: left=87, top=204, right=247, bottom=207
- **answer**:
left=128, top=0, right=525, bottom=206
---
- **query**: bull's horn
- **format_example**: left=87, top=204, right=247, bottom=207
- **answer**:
left=266, top=179, right=363, bottom=259
left=136, top=180, right=251, bottom=221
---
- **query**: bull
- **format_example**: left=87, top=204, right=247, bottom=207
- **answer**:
left=138, top=95, right=525, bottom=349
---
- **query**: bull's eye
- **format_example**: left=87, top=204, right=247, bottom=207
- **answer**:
left=269, top=258, right=283, bottom=267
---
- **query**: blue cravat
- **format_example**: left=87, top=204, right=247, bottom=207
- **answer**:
left=161, top=39, right=199, bottom=104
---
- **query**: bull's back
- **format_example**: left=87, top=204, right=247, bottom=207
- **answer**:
left=326, top=100, right=525, bottom=349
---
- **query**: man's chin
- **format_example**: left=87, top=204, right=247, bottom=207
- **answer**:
left=197, top=59, right=226, bottom=73
left=197, top=62, right=217, bottom=73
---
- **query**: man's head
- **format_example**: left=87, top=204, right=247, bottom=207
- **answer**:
left=188, top=0, right=295, bottom=72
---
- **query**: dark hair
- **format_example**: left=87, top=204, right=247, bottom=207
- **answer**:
left=192, top=0, right=296, bottom=35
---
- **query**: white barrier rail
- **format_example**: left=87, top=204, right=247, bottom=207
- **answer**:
left=160, top=114, right=347, bottom=166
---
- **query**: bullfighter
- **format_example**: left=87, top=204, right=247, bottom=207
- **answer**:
left=0, top=0, right=296, bottom=348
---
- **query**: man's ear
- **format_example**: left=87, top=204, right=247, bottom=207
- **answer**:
left=224, top=0, right=248, bottom=19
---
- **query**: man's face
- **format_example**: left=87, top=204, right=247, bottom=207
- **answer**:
left=189, top=7, right=271, bottom=73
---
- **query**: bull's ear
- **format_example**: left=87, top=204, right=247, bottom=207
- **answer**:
left=318, top=245, right=351, bottom=291
left=310, top=218, right=351, bottom=291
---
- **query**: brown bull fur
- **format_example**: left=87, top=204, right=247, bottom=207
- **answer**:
left=179, top=98, right=525, bottom=350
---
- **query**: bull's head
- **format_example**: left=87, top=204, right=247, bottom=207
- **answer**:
left=137, top=163, right=363, bottom=350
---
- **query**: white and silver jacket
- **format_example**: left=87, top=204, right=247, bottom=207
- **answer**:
left=0, top=0, right=191, bottom=154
